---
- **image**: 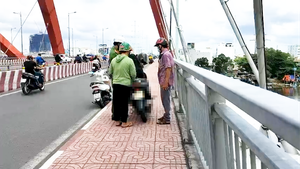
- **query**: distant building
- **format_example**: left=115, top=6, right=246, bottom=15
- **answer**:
left=216, top=43, right=235, bottom=60
left=288, top=45, right=300, bottom=57
left=29, top=33, right=51, bottom=53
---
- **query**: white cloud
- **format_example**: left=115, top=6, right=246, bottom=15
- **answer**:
left=0, top=0, right=299, bottom=56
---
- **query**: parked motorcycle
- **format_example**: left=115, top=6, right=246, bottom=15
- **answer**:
left=20, top=69, right=45, bottom=95
left=89, top=69, right=112, bottom=108
left=131, top=78, right=152, bottom=122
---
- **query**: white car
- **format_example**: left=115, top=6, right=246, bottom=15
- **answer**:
left=60, top=55, right=72, bottom=63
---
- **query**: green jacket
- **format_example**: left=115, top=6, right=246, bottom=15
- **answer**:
left=109, top=54, right=136, bottom=86
left=109, top=47, right=118, bottom=63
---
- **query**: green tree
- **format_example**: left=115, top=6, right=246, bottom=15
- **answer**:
left=234, top=48, right=295, bottom=79
left=266, top=48, right=295, bottom=79
left=212, top=54, right=233, bottom=74
left=195, top=57, right=209, bottom=68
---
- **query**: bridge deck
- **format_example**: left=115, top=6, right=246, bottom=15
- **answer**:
left=45, top=61, right=188, bottom=169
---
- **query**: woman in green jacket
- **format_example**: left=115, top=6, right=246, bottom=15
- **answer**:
left=109, top=42, right=136, bottom=128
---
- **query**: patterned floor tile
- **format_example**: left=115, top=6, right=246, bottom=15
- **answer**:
left=87, top=151, right=123, bottom=164
left=154, top=152, right=186, bottom=164
left=107, top=125, right=133, bottom=134
left=118, top=164, right=153, bottom=169
left=132, top=126, right=156, bottom=135
left=95, top=141, right=127, bottom=152
left=126, top=141, right=155, bottom=151
left=121, top=151, right=154, bottom=164
left=102, top=133, right=131, bottom=142
left=153, top=164, right=188, bottom=169
left=83, top=163, right=119, bottom=169
left=155, top=142, right=183, bottom=152
left=156, top=123, right=180, bottom=133
left=48, top=164, right=84, bottom=169
left=53, top=150, right=94, bottom=164
left=66, top=141, right=99, bottom=151
left=130, top=130, right=156, bottom=141
left=85, top=124, right=111, bottom=134
left=156, top=132, right=182, bottom=142
left=48, top=62, right=189, bottom=169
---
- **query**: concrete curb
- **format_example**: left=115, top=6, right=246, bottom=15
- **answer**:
left=171, top=90, right=205, bottom=169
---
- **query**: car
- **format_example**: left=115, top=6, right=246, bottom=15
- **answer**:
left=60, top=55, right=72, bottom=63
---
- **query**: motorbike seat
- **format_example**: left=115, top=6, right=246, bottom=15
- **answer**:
left=90, top=81, right=104, bottom=87
left=22, top=72, right=36, bottom=79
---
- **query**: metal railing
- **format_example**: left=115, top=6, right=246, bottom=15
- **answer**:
left=174, top=59, right=300, bottom=169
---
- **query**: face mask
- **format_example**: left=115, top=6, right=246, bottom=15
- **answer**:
left=157, top=46, right=162, bottom=53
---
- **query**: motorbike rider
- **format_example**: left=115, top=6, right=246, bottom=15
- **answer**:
left=74, top=54, right=82, bottom=63
left=36, top=53, right=46, bottom=66
left=54, top=54, right=62, bottom=65
left=109, top=37, right=124, bottom=65
left=91, top=55, right=102, bottom=73
left=24, top=55, right=44, bottom=87
left=82, top=54, right=89, bottom=62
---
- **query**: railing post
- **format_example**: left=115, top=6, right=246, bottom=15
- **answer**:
left=205, top=86, right=227, bottom=169
left=182, top=69, right=194, bottom=143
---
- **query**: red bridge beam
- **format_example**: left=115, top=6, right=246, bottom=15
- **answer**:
left=0, top=34, right=25, bottom=58
left=38, top=0, right=64, bottom=55
left=150, top=0, right=169, bottom=40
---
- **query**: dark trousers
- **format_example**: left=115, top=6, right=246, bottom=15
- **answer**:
left=35, top=71, right=44, bottom=84
left=112, top=84, right=131, bottom=123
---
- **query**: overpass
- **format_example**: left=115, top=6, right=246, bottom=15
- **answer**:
left=0, top=0, right=299, bottom=169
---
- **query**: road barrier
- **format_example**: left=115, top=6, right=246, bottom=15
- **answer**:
left=0, top=62, right=92, bottom=93
left=0, top=59, right=26, bottom=66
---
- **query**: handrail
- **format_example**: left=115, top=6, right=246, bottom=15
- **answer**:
left=214, top=103, right=300, bottom=168
left=175, top=59, right=300, bottom=150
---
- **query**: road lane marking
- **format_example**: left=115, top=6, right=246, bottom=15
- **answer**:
left=39, top=151, right=63, bottom=169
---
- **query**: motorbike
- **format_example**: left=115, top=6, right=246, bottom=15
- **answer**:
left=149, top=58, right=154, bottom=64
left=89, top=69, right=112, bottom=108
left=20, top=69, right=45, bottom=95
left=131, top=78, right=152, bottom=122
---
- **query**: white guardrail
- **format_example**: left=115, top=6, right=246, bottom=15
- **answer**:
left=174, top=59, right=300, bottom=169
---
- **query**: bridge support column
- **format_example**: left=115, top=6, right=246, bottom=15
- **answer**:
left=38, top=0, right=65, bottom=54
left=205, top=87, right=228, bottom=169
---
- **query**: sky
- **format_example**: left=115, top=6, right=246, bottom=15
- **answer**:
left=0, top=0, right=299, bottom=56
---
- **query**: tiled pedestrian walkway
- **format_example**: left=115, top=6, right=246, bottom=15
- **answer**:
left=46, top=61, right=188, bottom=169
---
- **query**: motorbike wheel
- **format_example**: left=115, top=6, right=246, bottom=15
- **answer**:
left=102, top=95, right=111, bottom=107
left=135, top=100, right=147, bottom=122
left=140, top=111, right=147, bottom=123
left=97, top=100, right=105, bottom=108
left=39, top=84, right=45, bottom=91
left=22, top=83, right=31, bottom=95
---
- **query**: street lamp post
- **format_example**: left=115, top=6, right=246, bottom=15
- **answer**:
left=102, top=28, right=108, bottom=45
left=68, top=11, right=76, bottom=56
left=94, top=35, right=98, bottom=55
left=10, top=27, right=16, bottom=44
left=13, top=12, right=23, bottom=54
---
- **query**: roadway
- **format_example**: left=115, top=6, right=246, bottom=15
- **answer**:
left=0, top=74, right=101, bottom=169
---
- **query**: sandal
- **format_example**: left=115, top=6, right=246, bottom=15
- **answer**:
left=121, top=122, right=133, bottom=128
left=116, top=121, right=122, bottom=126
left=157, top=117, right=170, bottom=125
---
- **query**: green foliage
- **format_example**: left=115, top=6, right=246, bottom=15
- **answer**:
left=266, top=48, right=295, bottom=79
left=234, top=48, right=296, bottom=79
left=212, top=54, right=233, bottom=74
left=195, top=57, right=209, bottom=68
